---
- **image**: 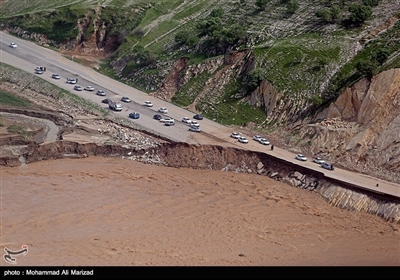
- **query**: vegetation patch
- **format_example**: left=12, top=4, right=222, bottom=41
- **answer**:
left=172, top=71, right=212, bottom=107
left=0, top=91, right=31, bottom=107
left=7, top=123, right=30, bottom=139
left=197, top=78, right=267, bottom=126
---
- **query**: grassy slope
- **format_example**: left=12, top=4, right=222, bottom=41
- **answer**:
left=0, top=63, right=108, bottom=116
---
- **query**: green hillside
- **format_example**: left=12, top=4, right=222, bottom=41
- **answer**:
left=1, top=0, right=400, bottom=125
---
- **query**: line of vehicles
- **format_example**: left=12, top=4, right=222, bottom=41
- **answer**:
left=40, top=68, right=205, bottom=132
left=34, top=66, right=334, bottom=170
left=230, top=131, right=334, bottom=171
left=152, top=113, right=203, bottom=131
left=295, top=154, right=335, bottom=170
left=295, top=154, right=334, bottom=170
left=230, top=132, right=270, bottom=145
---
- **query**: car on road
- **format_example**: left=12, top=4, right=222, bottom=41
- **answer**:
left=66, top=78, right=77, bottom=84
left=238, top=136, right=249, bottom=143
left=313, top=157, right=325, bottom=164
left=35, top=66, right=46, bottom=71
left=34, top=69, right=43, bottom=74
left=153, top=114, right=163, bottom=120
left=158, top=107, right=168, bottom=113
left=295, top=154, right=308, bottom=161
left=51, top=74, right=60, bottom=79
left=189, top=126, right=201, bottom=133
left=165, top=120, right=175, bottom=126
left=258, top=138, right=270, bottom=145
left=160, top=117, right=174, bottom=123
left=74, top=85, right=83, bottom=91
left=121, top=97, right=131, bottom=103
left=109, top=101, right=122, bottom=111
left=230, top=132, right=241, bottom=139
left=190, top=120, right=200, bottom=127
left=143, top=101, right=153, bottom=107
left=84, top=86, right=94, bottom=91
left=193, top=114, right=203, bottom=120
left=9, top=42, right=17, bottom=48
left=102, top=98, right=112, bottom=104
left=182, top=117, right=192, bottom=124
left=96, top=90, right=106, bottom=96
left=253, top=135, right=262, bottom=141
left=321, top=162, right=334, bottom=170
left=129, top=112, right=140, bottom=119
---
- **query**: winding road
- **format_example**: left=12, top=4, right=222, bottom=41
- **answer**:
left=1, top=31, right=399, bottom=199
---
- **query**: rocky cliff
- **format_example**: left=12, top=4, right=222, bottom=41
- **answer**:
left=295, top=69, right=400, bottom=183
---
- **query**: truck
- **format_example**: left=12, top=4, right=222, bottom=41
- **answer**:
left=109, top=101, right=123, bottom=111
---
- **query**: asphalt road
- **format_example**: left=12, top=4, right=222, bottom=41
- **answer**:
left=1, top=31, right=399, bottom=199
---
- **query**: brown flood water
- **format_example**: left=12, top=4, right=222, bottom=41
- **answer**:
left=1, top=157, right=399, bottom=266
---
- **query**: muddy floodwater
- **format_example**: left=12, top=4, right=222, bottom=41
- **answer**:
left=1, top=157, right=399, bottom=266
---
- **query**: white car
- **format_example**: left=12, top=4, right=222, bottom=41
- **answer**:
left=96, top=90, right=106, bottom=96
left=190, top=120, right=200, bottom=127
left=160, top=117, right=173, bottom=123
left=230, top=132, right=241, bottom=139
left=84, top=86, right=95, bottom=91
left=253, top=135, right=262, bottom=141
left=109, top=102, right=123, bottom=111
left=143, top=101, right=153, bottom=107
left=74, top=85, right=83, bottom=91
left=66, top=78, right=77, bottom=84
left=182, top=117, right=192, bottom=124
left=313, top=157, right=325, bottom=164
left=158, top=107, right=168, bottom=113
left=189, top=126, right=201, bottom=133
left=238, top=136, right=249, bottom=143
left=259, top=138, right=270, bottom=145
left=9, top=42, right=17, bottom=48
left=295, top=154, right=308, bottom=161
left=51, top=74, right=60, bottom=79
left=114, top=104, right=123, bottom=111
left=121, top=97, right=131, bottom=103
left=164, top=120, right=175, bottom=126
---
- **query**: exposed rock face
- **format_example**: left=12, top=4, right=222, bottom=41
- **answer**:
left=153, top=50, right=254, bottom=112
left=249, top=80, right=309, bottom=124
left=303, top=69, right=400, bottom=183
left=1, top=13, right=122, bottom=60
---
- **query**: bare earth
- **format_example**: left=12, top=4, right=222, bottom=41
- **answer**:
left=1, top=157, right=399, bottom=266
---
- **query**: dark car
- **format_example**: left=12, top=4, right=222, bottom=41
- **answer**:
left=193, top=114, right=203, bottom=120
left=129, top=112, right=140, bottom=119
left=101, top=98, right=112, bottom=104
left=153, top=114, right=163, bottom=120
left=321, top=162, right=334, bottom=170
